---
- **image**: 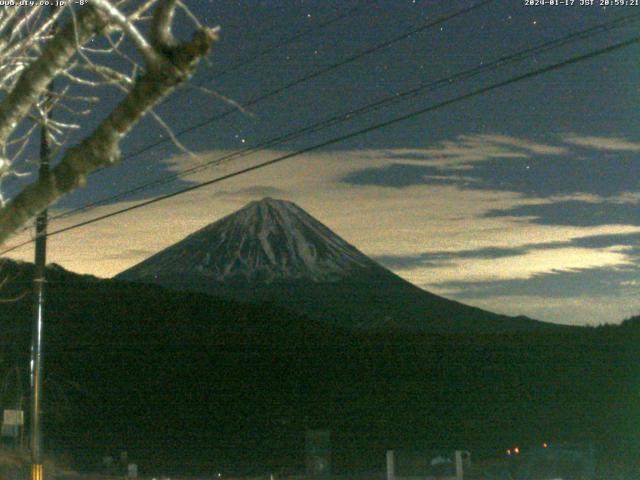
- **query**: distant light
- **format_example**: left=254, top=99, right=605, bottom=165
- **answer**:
left=514, top=447, right=520, bottom=454
left=506, top=449, right=511, bottom=456
left=543, top=442, right=548, bottom=448
left=217, top=474, right=222, bottom=478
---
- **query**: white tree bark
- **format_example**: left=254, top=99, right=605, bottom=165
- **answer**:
left=0, top=6, right=104, bottom=150
left=0, top=0, right=218, bottom=245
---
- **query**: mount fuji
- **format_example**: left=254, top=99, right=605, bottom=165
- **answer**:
left=117, top=197, right=561, bottom=333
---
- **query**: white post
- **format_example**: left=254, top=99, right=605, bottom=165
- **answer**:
left=455, top=450, right=463, bottom=480
left=386, top=450, right=395, bottom=480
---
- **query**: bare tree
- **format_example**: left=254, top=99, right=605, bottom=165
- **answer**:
left=0, top=0, right=218, bottom=245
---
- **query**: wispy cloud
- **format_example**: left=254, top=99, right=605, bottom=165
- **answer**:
left=564, top=135, right=640, bottom=151
left=6, top=139, right=640, bottom=326
left=485, top=200, right=640, bottom=227
left=345, top=133, right=640, bottom=198
left=377, top=134, right=567, bottom=170
left=212, top=185, right=288, bottom=199
left=395, top=246, right=634, bottom=285
left=478, top=134, right=568, bottom=155
left=434, top=266, right=633, bottom=300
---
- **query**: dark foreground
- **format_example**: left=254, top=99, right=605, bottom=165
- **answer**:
left=0, top=261, right=638, bottom=475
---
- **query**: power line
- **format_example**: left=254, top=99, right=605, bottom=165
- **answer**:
left=182, top=2, right=373, bottom=87
left=48, top=12, right=640, bottom=222
left=10, top=0, right=497, bottom=229
left=2, top=0, right=498, bottom=242
left=157, top=1, right=374, bottom=110
left=93, top=0, right=494, bottom=172
left=2, top=32, right=638, bottom=256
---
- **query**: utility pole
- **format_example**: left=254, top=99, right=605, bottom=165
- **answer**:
left=30, top=101, right=50, bottom=480
left=30, top=9, right=56, bottom=478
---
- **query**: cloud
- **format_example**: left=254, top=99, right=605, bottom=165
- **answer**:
left=374, top=246, right=532, bottom=270
left=48, top=155, right=199, bottom=209
left=485, top=200, right=640, bottom=227
left=374, top=254, right=449, bottom=270
left=477, top=134, right=568, bottom=155
left=376, top=229, right=640, bottom=272
left=608, top=192, right=640, bottom=204
left=571, top=232, right=640, bottom=249
left=212, top=185, right=288, bottom=199
left=378, top=134, right=567, bottom=170
left=342, top=163, right=470, bottom=188
left=406, top=231, right=640, bottom=325
left=345, top=146, right=640, bottom=197
left=395, top=246, right=634, bottom=287
left=431, top=259, right=640, bottom=299
left=564, top=135, right=640, bottom=151
left=451, top=295, right=640, bottom=326
left=5, top=145, right=640, bottom=326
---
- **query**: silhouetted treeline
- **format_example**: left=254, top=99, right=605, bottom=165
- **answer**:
left=0, top=260, right=638, bottom=475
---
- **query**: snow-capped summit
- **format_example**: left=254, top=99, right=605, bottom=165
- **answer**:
left=118, top=197, right=558, bottom=333
left=119, top=197, right=378, bottom=284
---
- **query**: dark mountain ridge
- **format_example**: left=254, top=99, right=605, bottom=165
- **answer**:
left=117, top=197, right=564, bottom=334
left=0, top=259, right=638, bottom=474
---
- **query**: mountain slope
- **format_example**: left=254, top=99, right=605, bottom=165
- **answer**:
left=119, top=197, right=379, bottom=283
left=0, top=259, right=634, bottom=473
left=0, top=259, right=354, bottom=471
left=117, top=197, right=565, bottom=333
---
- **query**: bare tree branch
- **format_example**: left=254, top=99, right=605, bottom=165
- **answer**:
left=0, top=6, right=106, bottom=149
left=0, top=1, right=218, bottom=244
left=91, top=0, right=163, bottom=67
left=151, top=0, right=177, bottom=51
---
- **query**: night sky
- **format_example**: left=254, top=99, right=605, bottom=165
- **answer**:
left=4, top=0, right=640, bottom=326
